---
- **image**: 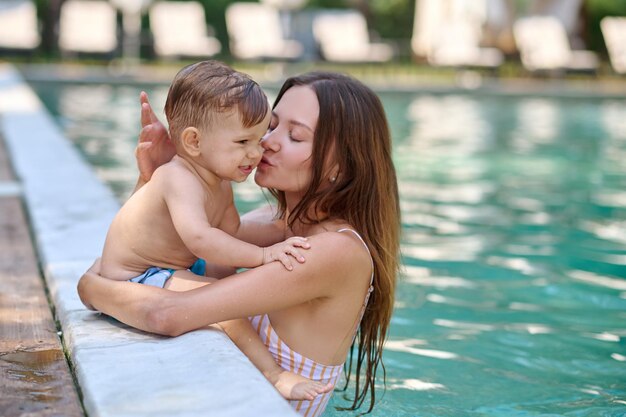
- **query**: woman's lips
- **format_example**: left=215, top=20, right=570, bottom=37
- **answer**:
left=259, top=157, right=274, bottom=168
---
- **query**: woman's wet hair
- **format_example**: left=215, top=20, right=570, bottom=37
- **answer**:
left=164, top=60, right=269, bottom=142
left=269, top=72, right=401, bottom=413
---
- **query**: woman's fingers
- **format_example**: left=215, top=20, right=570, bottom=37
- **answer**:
left=140, top=91, right=158, bottom=126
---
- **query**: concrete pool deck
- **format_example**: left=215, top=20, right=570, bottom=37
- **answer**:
left=0, top=63, right=298, bottom=416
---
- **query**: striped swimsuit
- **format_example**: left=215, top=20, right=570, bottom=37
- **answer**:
left=249, top=229, right=374, bottom=417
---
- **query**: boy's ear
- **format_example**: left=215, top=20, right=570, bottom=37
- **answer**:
left=180, top=127, right=201, bottom=156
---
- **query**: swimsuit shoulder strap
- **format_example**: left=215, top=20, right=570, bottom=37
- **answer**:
left=335, top=228, right=375, bottom=349
left=337, top=228, right=374, bottom=287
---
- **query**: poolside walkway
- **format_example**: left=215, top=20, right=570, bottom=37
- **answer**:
left=0, top=134, right=83, bottom=416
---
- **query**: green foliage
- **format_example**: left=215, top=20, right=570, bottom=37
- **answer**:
left=368, top=0, right=414, bottom=40
left=196, top=0, right=242, bottom=57
left=307, top=0, right=414, bottom=40
left=586, top=0, right=626, bottom=51
left=307, top=0, right=349, bottom=8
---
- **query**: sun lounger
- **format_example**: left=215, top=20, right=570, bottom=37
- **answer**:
left=312, top=10, right=394, bottom=63
left=600, top=17, right=626, bottom=75
left=0, top=0, right=40, bottom=50
left=149, top=1, right=221, bottom=59
left=58, top=0, right=118, bottom=55
left=411, top=0, right=503, bottom=69
left=225, top=2, right=303, bottom=61
left=425, top=18, right=503, bottom=68
left=513, top=16, right=598, bottom=72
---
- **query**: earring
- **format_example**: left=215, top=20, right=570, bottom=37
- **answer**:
left=330, top=176, right=336, bottom=182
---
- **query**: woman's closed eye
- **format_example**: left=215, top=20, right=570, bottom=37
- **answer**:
left=288, top=131, right=303, bottom=143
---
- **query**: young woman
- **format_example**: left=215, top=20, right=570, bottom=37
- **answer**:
left=78, top=71, right=400, bottom=416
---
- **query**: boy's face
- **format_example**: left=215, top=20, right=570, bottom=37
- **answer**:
left=198, top=108, right=270, bottom=183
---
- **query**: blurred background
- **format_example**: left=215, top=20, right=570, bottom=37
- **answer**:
left=2, top=1, right=626, bottom=416
left=1, top=0, right=625, bottom=79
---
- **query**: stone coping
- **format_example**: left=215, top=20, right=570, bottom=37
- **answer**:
left=0, top=63, right=297, bottom=417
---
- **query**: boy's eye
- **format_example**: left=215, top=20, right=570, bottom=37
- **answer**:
left=237, top=139, right=248, bottom=145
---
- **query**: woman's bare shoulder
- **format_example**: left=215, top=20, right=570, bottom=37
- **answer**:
left=303, top=230, right=372, bottom=283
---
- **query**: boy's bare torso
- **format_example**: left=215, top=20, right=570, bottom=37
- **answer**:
left=100, top=158, right=233, bottom=280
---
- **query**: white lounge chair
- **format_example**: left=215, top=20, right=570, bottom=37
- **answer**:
left=601, top=17, right=626, bottom=75
left=225, top=2, right=303, bottom=61
left=0, top=0, right=40, bottom=50
left=59, top=0, right=118, bottom=55
left=425, top=18, right=503, bottom=68
left=513, top=16, right=598, bottom=72
left=411, top=0, right=502, bottom=69
left=149, top=1, right=221, bottom=59
left=312, top=10, right=393, bottom=63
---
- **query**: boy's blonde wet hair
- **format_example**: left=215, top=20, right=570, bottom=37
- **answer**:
left=164, top=60, right=269, bottom=142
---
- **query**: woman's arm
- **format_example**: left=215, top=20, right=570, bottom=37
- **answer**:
left=78, top=232, right=357, bottom=337
left=235, top=205, right=286, bottom=247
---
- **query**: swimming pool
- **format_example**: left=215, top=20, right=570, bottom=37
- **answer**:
left=31, top=80, right=626, bottom=416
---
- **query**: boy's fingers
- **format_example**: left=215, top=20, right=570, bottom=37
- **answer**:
left=289, top=237, right=310, bottom=249
left=289, top=248, right=305, bottom=263
left=280, top=254, right=293, bottom=271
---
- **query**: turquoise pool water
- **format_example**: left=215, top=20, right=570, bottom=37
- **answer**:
left=32, top=81, right=626, bottom=416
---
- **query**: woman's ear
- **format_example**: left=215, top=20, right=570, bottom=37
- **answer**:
left=180, top=127, right=201, bottom=156
left=329, top=163, right=340, bottom=183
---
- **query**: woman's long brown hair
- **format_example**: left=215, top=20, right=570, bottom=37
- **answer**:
left=268, top=72, right=401, bottom=413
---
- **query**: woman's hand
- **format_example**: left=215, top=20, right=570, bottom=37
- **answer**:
left=136, top=91, right=176, bottom=183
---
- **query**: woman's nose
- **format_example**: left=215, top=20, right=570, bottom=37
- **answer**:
left=261, top=131, right=280, bottom=152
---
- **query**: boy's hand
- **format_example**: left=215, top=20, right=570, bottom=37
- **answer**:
left=262, top=237, right=310, bottom=271
left=136, top=91, right=176, bottom=182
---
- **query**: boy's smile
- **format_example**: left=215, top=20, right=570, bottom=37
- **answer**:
left=239, top=164, right=255, bottom=175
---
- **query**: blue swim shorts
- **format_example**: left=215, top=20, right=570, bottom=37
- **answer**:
left=128, top=259, right=206, bottom=288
